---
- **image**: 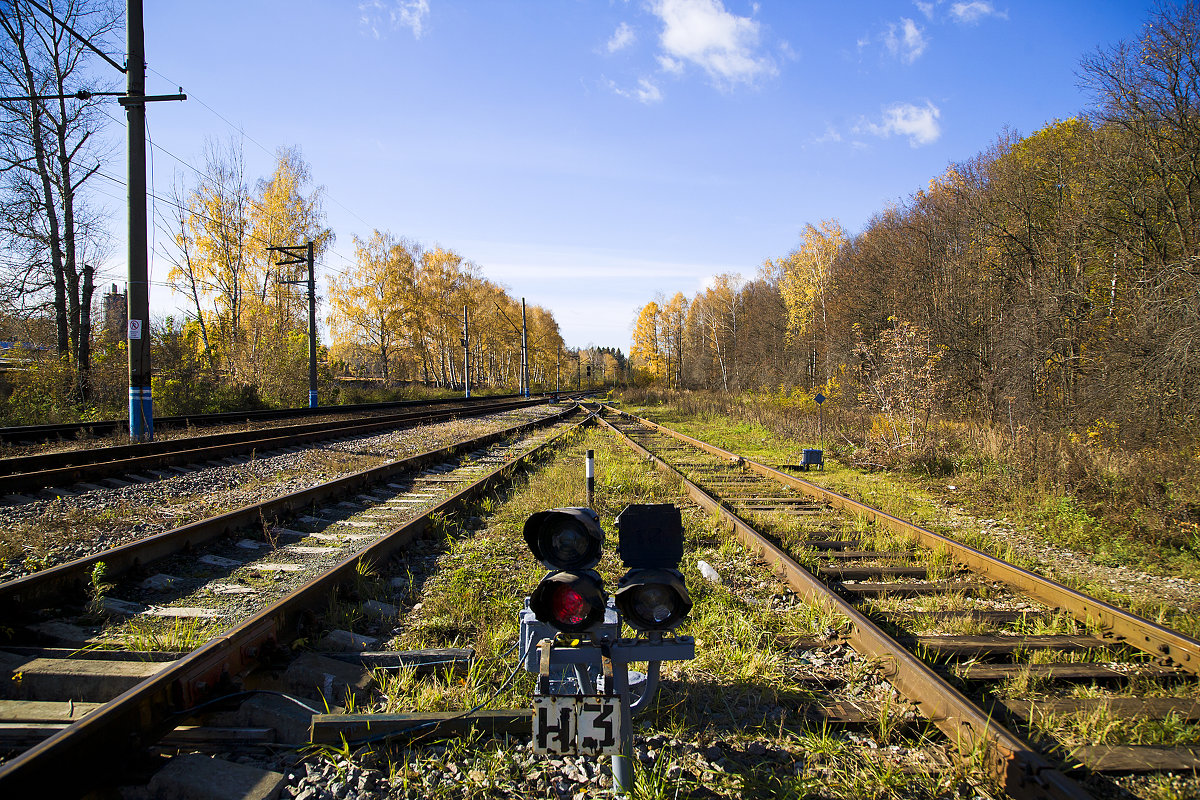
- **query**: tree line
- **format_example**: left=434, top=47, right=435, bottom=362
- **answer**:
left=0, top=0, right=618, bottom=423
left=631, top=2, right=1200, bottom=447
left=327, top=229, right=589, bottom=393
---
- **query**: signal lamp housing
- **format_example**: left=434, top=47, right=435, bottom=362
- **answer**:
left=614, top=568, right=692, bottom=632
left=529, top=570, right=608, bottom=633
left=615, top=504, right=684, bottom=569
left=523, top=507, right=605, bottom=571
left=614, top=504, right=692, bottom=632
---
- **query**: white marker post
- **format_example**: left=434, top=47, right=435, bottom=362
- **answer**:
left=586, top=449, right=595, bottom=508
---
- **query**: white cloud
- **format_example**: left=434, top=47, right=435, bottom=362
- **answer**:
left=607, top=22, right=636, bottom=53
left=658, top=54, right=684, bottom=74
left=857, top=101, right=942, bottom=147
left=914, top=1, right=934, bottom=19
left=650, top=0, right=777, bottom=87
left=950, top=1, right=1008, bottom=24
left=884, top=18, right=927, bottom=63
left=358, top=0, right=430, bottom=39
left=605, top=77, right=664, bottom=105
left=814, top=124, right=842, bottom=144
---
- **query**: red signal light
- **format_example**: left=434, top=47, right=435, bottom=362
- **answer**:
left=529, top=570, right=607, bottom=632
left=549, top=583, right=589, bottom=626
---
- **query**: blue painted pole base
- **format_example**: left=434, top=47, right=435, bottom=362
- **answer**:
left=309, top=389, right=318, bottom=409
left=129, top=385, right=154, bottom=442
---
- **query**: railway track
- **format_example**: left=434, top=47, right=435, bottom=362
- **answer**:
left=0, top=395, right=554, bottom=496
left=0, top=403, right=591, bottom=796
left=597, top=405, right=1200, bottom=800
left=0, top=392, right=531, bottom=445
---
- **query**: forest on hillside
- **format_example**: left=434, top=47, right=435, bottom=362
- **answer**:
left=631, top=3, right=1200, bottom=449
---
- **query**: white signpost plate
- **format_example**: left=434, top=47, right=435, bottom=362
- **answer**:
left=533, top=694, right=622, bottom=755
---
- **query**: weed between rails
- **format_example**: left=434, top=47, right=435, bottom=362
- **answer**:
left=327, top=426, right=990, bottom=799
left=624, top=399, right=1200, bottom=638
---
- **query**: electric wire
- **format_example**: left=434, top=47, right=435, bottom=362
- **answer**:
left=88, top=76, right=560, bottom=363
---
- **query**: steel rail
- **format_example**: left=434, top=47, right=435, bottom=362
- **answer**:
left=0, top=407, right=593, bottom=796
left=596, top=409, right=1091, bottom=800
left=0, top=394, right=536, bottom=475
left=0, top=402, right=557, bottom=616
left=606, top=406, right=1200, bottom=676
left=0, top=392, right=531, bottom=444
left=0, top=397, right=549, bottom=493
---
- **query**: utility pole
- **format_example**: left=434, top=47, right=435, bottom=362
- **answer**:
left=521, top=297, right=529, bottom=398
left=89, top=0, right=180, bottom=440
left=270, top=242, right=318, bottom=408
left=462, top=305, right=470, bottom=399
left=10, top=2, right=183, bottom=440
left=114, top=0, right=185, bottom=441
left=556, top=346, right=560, bottom=396
left=124, top=0, right=150, bottom=440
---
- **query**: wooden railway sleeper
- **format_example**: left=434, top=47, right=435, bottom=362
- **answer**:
left=597, top=408, right=1107, bottom=800
left=0, top=407, right=591, bottom=796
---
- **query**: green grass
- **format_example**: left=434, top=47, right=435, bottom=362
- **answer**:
left=330, top=425, right=995, bottom=799
left=623, top=399, right=1200, bottom=639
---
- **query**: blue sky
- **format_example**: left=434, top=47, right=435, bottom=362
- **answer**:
left=102, top=0, right=1155, bottom=351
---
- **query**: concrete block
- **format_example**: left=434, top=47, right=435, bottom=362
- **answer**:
left=362, top=600, right=398, bottom=619
left=268, top=527, right=304, bottom=539
left=100, top=597, right=145, bottom=616
left=1, top=657, right=169, bottom=702
left=319, top=629, right=380, bottom=652
left=147, top=753, right=283, bottom=800
left=199, top=555, right=243, bottom=569
left=250, top=563, right=302, bottom=572
left=236, top=693, right=314, bottom=745
left=27, top=620, right=92, bottom=645
left=208, top=583, right=257, bottom=595
left=146, top=606, right=222, bottom=619
left=141, top=574, right=182, bottom=591
left=283, top=653, right=374, bottom=705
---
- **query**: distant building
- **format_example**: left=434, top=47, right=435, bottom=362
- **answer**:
left=0, top=341, right=49, bottom=373
left=102, top=283, right=126, bottom=344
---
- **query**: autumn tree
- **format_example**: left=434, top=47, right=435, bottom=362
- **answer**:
left=1081, top=0, right=1200, bottom=428
left=658, top=292, right=687, bottom=389
left=855, top=318, right=945, bottom=449
left=775, top=219, right=846, bottom=385
left=630, top=300, right=663, bottom=384
left=327, top=230, right=416, bottom=382
left=682, top=274, right=743, bottom=392
left=0, top=0, right=119, bottom=401
left=167, top=142, right=331, bottom=404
